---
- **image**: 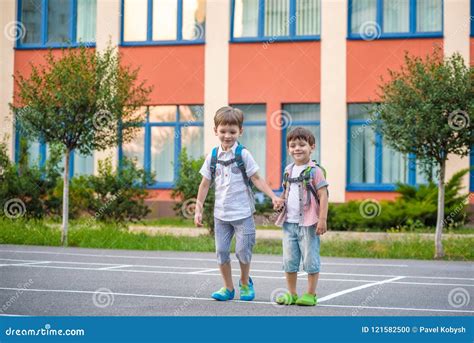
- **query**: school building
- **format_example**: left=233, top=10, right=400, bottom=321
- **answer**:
left=1, top=0, right=473, bottom=216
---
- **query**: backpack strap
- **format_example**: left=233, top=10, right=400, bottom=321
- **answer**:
left=210, top=147, right=219, bottom=181
left=234, top=143, right=250, bottom=187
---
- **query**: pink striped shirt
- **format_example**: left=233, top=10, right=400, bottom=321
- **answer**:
left=275, top=161, right=329, bottom=227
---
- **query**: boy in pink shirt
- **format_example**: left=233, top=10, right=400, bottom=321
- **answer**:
left=274, top=127, right=329, bottom=306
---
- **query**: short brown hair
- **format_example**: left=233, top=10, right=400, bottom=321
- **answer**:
left=286, top=127, right=316, bottom=147
left=214, top=106, right=244, bottom=128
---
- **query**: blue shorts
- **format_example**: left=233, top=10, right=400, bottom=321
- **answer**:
left=282, top=222, right=321, bottom=274
left=214, top=216, right=256, bottom=265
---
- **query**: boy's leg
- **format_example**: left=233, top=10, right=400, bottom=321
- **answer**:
left=285, top=272, right=298, bottom=295
left=307, top=272, right=319, bottom=295
left=214, top=217, right=235, bottom=291
left=233, top=216, right=256, bottom=286
left=282, top=222, right=301, bottom=295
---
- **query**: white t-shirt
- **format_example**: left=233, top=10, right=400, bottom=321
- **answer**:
left=286, top=163, right=309, bottom=223
left=199, top=142, right=259, bottom=222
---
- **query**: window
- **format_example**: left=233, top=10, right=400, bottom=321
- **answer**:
left=119, top=105, right=204, bottom=188
left=231, top=0, right=320, bottom=41
left=471, top=0, right=474, bottom=37
left=347, top=104, right=435, bottom=191
left=348, top=0, right=443, bottom=39
left=281, top=104, right=321, bottom=169
left=14, top=133, right=94, bottom=178
left=470, top=147, right=474, bottom=192
left=121, top=0, right=206, bottom=45
left=18, top=0, right=97, bottom=47
left=232, top=104, right=267, bottom=178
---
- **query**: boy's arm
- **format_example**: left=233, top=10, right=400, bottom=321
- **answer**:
left=194, top=177, right=211, bottom=227
left=250, top=172, right=284, bottom=209
left=316, top=187, right=328, bottom=235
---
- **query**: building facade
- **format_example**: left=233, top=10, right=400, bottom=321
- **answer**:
left=1, top=0, right=473, bottom=216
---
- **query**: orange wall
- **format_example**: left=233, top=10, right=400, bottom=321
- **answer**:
left=470, top=38, right=474, bottom=66
left=347, top=39, right=442, bottom=102
left=345, top=191, right=400, bottom=202
left=119, top=45, right=204, bottom=105
left=229, top=41, right=321, bottom=189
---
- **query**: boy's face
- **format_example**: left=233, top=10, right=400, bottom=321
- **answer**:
left=288, top=138, right=315, bottom=165
left=214, top=124, right=243, bottom=150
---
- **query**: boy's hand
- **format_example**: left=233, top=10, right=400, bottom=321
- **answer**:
left=194, top=212, right=203, bottom=227
left=316, top=219, right=327, bottom=236
left=272, top=197, right=285, bottom=211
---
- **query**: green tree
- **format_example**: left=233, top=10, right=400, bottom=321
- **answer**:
left=374, top=49, right=473, bottom=258
left=11, top=45, right=152, bottom=246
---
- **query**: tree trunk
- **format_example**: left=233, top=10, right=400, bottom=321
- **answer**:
left=434, top=159, right=446, bottom=259
left=61, top=149, right=70, bottom=247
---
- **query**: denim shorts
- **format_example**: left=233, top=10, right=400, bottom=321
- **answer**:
left=214, top=216, right=256, bottom=265
left=282, top=222, right=321, bottom=274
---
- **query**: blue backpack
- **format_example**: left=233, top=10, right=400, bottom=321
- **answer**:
left=209, top=143, right=251, bottom=188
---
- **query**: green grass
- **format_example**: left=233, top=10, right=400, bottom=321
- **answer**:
left=0, top=218, right=472, bottom=261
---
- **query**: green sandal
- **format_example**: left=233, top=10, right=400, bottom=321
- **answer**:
left=295, top=293, right=317, bottom=306
left=275, top=292, right=298, bottom=305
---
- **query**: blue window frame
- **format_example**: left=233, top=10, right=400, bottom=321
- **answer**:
left=231, top=0, right=321, bottom=42
left=281, top=104, right=321, bottom=174
left=471, top=0, right=474, bottom=37
left=14, top=130, right=94, bottom=178
left=120, top=0, right=206, bottom=46
left=119, top=105, right=204, bottom=189
left=347, top=104, right=435, bottom=191
left=348, top=0, right=443, bottom=40
left=16, top=0, right=97, bottom=49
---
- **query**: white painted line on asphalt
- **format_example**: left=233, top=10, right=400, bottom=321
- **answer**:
left=0, top=261, right=50, bottom=267
left=0, top=249, right=409, bottom=267
left=318, top=276, right=406, bottom=303
left=188, top=268, right=219, bottom=274
left=0, top=287, right=473, bottom=314
left=1, top=260, right=473, bottom=285
left=98, top=265, right=132, bottom=270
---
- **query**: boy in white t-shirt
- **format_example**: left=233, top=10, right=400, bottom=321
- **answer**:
left=195, top=106, right=283, bottom=301
left=274, top=127, right=329, bottom=306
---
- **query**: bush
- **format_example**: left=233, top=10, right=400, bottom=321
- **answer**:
left=172, top=149, right=215, bottom=233
left=0, top=139, right=60, bottom=219
left=86, top=157, right=152, bottom=223
left=328, top=169, right=471, bottom=231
